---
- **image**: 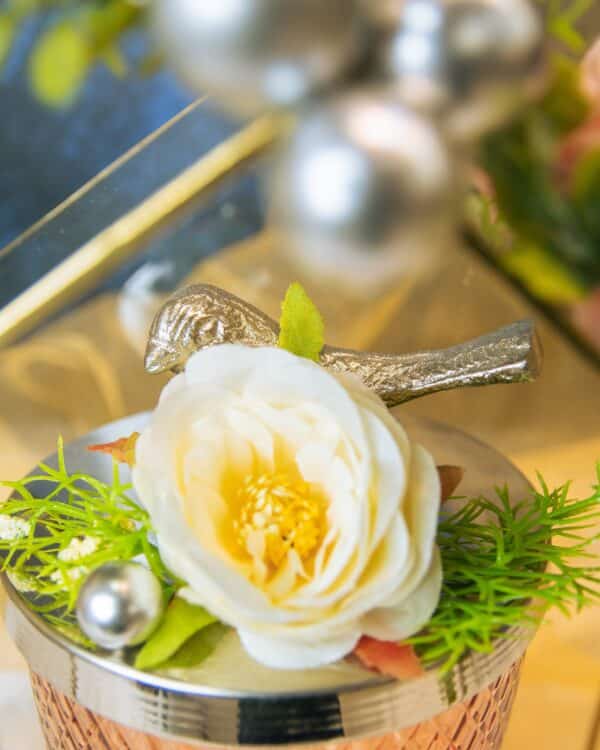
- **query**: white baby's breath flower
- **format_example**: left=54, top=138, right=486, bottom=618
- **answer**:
left=50, top=570, right=64, bottom=586
left=0, top=514, right=31, bottom=541
left=50, top=566, right=88, bottom=587
left=7, top=571, right=38, bottom=593
left=134, top=345, right=442, bottom=670
left=50, top=538, right=99, bottom=589
left=58, top=536, right=100, bottom=562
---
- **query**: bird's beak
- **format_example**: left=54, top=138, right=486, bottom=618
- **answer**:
left=144, top=342, right=183, bottom=375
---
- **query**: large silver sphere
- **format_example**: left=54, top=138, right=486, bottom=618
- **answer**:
left=269, top=92, right=459, bottom=293
left=153, top=0, right=365, bottom=116
left=366, top=0, right=546, bottom=141
left=76, top=562, right=164, bottom=650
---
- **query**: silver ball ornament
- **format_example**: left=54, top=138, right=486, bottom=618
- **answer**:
left=76, top=562, right=164, bottom=650
left=366, top=0, right=546, bottom=141
left=152, top=0, right=366, bottom=116
left=269, top=92, right=459, bottom=293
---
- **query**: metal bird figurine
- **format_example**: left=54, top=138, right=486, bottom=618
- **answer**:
left=145, top=284, right=542, bottom=407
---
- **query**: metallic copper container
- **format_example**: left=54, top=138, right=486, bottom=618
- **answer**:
left=29, top=663, right=522, bottom=750
left=3, top=414, right=533, bottom=750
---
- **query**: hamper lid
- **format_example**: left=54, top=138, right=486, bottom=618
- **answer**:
left=3, top=412, right=533, bottom=747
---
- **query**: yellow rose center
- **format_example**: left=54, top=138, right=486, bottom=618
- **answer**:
left=233, top=473, right=326, bottom=570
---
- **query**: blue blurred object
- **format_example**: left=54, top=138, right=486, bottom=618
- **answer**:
left=0, top=16, right=264, bottom=306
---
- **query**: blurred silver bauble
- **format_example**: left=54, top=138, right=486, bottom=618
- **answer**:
left=269, top=92, right=459, bottom=293
left=152, top=0, right=365, bottom=116
left=365, top=0, right=546, bottom=141
left=76, top=562, right=164, bottom=650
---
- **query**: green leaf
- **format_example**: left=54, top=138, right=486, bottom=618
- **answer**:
left=278, top=282, right=325, bottom=362
left=134, top=597, right=217, bottom=671
left=540, top=56, right=590, bottom=135
left=164, top=622, right=228, bottom=669
left=571, top=149, right=600, bottom=241
left=501, top=241, right=586, bottom=304
left=28, top=21, right=91, bottom=108
left=0, top=437, right=162, bottom=617
left=0, top=14, right=16, bottom=68
left=547, top=17, right=585, bottom=53
left=100, top=45, right=128, bottom=78
left=541, top=0, right=595, bottom=53
left=410, top=475, right=600, bottom=673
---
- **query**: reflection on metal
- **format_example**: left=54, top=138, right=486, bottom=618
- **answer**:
left=145, top=284, right=542, bottom=405
left=0, top=114, right=285, bottom=349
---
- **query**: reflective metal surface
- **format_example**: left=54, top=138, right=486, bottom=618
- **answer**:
left=154, top=0, right=365, bottom=115
left=145, top=284, right=541, bottom=406
left=366, top=0, right=546, bottom=141
left=267, top=92, right=458, bottom=292
left=3, top=412, right=533, bottom=746
left=76, top=562, right=165, bottom=650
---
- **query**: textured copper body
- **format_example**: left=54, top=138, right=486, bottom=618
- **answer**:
left=30, top=660, right=521, bottom=750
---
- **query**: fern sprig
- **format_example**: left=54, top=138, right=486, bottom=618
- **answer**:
left=0, top=438, right=169, bottom=616
left=412, top=478, right=600, bottom=672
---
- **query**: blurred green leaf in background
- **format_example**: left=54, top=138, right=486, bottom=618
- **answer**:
left=1, top=0, right=144, bottom=107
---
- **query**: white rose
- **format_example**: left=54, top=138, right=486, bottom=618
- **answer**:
left=133, top=345, right=442, bottom=669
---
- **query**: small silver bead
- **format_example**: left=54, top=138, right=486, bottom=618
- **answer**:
left=76, top=562, right=164, bottom=651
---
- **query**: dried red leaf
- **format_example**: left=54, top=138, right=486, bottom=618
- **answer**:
left=88, top=432, right=140, bottom=467
left=437, top=465, right=465, bottom=503
left=353, top=636, right=424, bottom=679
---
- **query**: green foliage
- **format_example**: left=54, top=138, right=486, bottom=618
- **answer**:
left=474, top=6, right=600, bottom=297
left=2, top=440, right=599, bottom=676
left=0, top=14, right=16, bottom=67
left=571, top=148, right=600, bottom=239
left=0, top=438, right=171, bottom=614
left=278, top=282, right=325, bottom=362
left=29, top=21, right=91, bottom=107
left=479, top=75, right=600, bottom=288
left=539, top=0, right=596, bottom=54
left=465, top=191, right=585, bottom=302
left=411, top=475, right=600, bottom=673
left=502, top=241, right=586, bottom=303
left=163, top=622, right=228, bottom=669
left=2, top=0, right=143, bottom=108
left=539, top=55, right=590, bottom=135
left=135, top=596, right=218, bottom=670
left=465, top=191, right=506, bottom=244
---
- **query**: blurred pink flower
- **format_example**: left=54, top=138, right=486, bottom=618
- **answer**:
left=556, top=112, right=600, bottom=190
left=469, top=165, right=495, bottom=200
left=571, top=287, right=600, bottom=351
left=554, top=39, right=600, bottom=190
left=581, top=37, right=600, bottom=104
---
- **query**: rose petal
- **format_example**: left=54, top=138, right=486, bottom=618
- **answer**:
left=239, top=628, right=361, bottom=670
left=353, top=636, right=424, bottom=679
left=382, top=445, right=441, bottom=608
left=360, top=547, right=442, bottom=642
